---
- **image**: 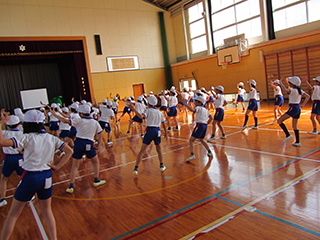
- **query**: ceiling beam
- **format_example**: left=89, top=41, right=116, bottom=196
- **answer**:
left=141, top=0, right=168, bottom=11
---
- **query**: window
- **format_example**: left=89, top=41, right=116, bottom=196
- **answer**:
left=272, top=0, right=320, bottom=31
left=211, top=0, right=262, bottom=48
left=188, top=2, right=208, bottom=54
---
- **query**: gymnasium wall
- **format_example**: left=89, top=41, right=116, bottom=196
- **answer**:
left=171, top=29, right=320, bottom=100
left=0, top=0, right=177, bottom=102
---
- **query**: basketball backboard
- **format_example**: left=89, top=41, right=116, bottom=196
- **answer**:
left=217, top=45, right=241, bottom=66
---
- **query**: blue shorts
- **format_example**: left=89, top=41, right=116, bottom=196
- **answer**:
left=167, top=106, right=177, bottom=117
left=14, top=170, right=52, bottom=201
left=67, top=126, right=77, bottom=138
left=160, top=106, right=167, bottom=111
left=248, top=99, right=258, bottom=111
left=208, top=96, right=214, bottom=103
left=49, top=121, right=59, bottom=131
left=132, top=115, right=143, bottom=123
left=311, top=100, right=320, bottom=115
left=72, top=138, right=96, bottom=159
left=59, top=130, right=69, bottom=138
left=237, top=95, right=244, bottom=102
left=112, top=108, right=118, bottom=115
left=99, top=120, right=111, bottom=133
left=189, top=97, right=194, bottom=103
left=123, top=106, right=131, bottom=114
left=286, top=104, right=301, bottom=119
left=214, top=108, right=224, bottom=121
left=274, top=95, right=284, bottom=107
left=191, top=123, right=207, bottom=139
left=2, top=154, right=24, bottom=177
left=143, top=127, right=161, bottom=145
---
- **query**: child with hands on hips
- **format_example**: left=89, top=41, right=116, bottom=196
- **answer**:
left=0, top=109, right=73, bottom=240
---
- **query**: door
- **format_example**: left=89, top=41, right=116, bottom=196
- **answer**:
left=133, top=84, right=144, bottom=99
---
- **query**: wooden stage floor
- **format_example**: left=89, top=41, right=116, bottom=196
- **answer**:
left=1, top=101, right=320, bottom=239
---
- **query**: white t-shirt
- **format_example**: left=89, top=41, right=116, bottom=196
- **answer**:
left=312, top=85, right=320, bottom=101
left=159, top=95, right=168, bottom=107
left=12, top=133, right=65, bottom=171
left=2, top=129, right=23, bottom=154
left=248, top=88, right=258, bottom=100
left=142, top=107, right=165, bottom=127
left=195, top=106, right=211, bottom=124
left=168, top=96, right=178, bottom=107
left=99, top=105, right=114, bottom=122
left=215, top=94, right=226, bottom=109
left=238, top=88, right=246, bottom=96
left=71, top=117, right=103, bottom=141
left=274, top=86, right=283, bottom=96
left=135, top=102, right=146, bottom=114
left=289, top=88, right=305, bottom=104
left=181, top=92, right=189, bottom=101
left=189, top=91, right=194, bottom=98
left=112, top=101, right=118, bottom=109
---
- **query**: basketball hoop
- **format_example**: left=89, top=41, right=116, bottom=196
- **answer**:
left=221, top=62, right=230, bottom=70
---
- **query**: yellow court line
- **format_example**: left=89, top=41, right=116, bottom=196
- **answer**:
left=52, top=162, right=212, bottom=201
left=179, top=164, right=320, bottom=240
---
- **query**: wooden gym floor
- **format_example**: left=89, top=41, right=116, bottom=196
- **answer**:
left=1, top=101, right=320, bottom=239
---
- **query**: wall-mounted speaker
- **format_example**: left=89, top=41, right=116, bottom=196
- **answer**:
left=94, top=34, right=102, bottom=55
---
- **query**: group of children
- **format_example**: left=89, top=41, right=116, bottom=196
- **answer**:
left=0, top=75, right=319, bottom=239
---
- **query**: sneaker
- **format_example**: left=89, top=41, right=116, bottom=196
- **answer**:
left=94, top=180, right=106, bottom=187
left=107, top=141, right=113, bottom=145
left=124, top=132, right=130, bottom=135
left=207, top=152, right=213, bottom=157
left=207, top=136, right=215, bottom=142
left=133, top=170, right=138, bottom=175
left=241, top=125, right=247, bottom=131
left=82, top=155, right=86, bottom=159
left=160, top=165, right=166, bottom=172
left=282, top=135, right=293, bottom=143
left=173, top=127, right=179, bottom=131
left=252, top=126, right=258, bottom=130
left=308, top=131, right=318, bottom=135
left=220, top=135, right=226, bottom=139
left=66, top=187, right=74, bottom=193
left=186, top=155, right=196, bottom=162
left=167, top=127, right=171, bottom=131
left=0, top=199, right=7, bottom=207
left=292, top=142, right=301, bottom=147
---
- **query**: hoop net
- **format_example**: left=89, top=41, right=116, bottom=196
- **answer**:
left=221, top=62, right=230, bottom=70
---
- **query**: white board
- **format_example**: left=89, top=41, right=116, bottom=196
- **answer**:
left=20, top=88, right=49, bottom=110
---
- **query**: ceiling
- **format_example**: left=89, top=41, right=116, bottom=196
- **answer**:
left=141, top=0, right=195, bottom=12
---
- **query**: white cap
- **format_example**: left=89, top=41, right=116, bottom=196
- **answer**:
left=147, top=95, right=158, bottom=106
left=102, top=99, right=107, bottom=103
left=196, top=89, right=202, bottom=95
left=127, top=97, right=132, bottom=101
left=106, top=101, right=112, bottom=107
left=238, top=82, right=244, bottom=86
left=24, top=110, right=45, bottom=123
left=215, top=85, right=224, bottom=92
left=14, top=108, right=23, bottom=115
left=248, top=79, right=257, bottom=86
left=130, top=96, right=134, bottom=100
left=79, top=105, right=91, bottom=114
left=62, top=107, right=69, bottom=113
left=137, top=96, right=143, bottom=101
left=288, top=76, right=301, bottom=87
left=85, top=102, right=92, bottom=108
left=149, top=91, right=153, bottom=94
left=81, top=100, right=87, bottom=104
left=70, top=103, right=79, bottom=110
left=195, top=96, right=206, bottom=105
left=6, top=115, right=20, bottom=125
left=200, top=87, right=206, bottom=91
left=56, top=103, right=61, bottom=107
left=170, top=86, right=176, bottom=92
left=113, top=97, right=117, bottom=101
left=274, top=79, right=280, bottom=84
left=313, top=76, right=320, bottom=81
left=40, top=107, right=45, bottom=111
left=163, top=90, right=168, bottom=94
left=51, top=103, right=57, bottom=108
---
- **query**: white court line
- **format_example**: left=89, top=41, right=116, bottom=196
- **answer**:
left=29, top=201, right=49, bottom=240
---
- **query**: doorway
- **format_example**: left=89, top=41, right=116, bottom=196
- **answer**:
left=133, top=83, right=144, bottom=99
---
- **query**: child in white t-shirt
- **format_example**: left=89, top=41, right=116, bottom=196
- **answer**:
left=304, top=76, right=320, bottom=134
